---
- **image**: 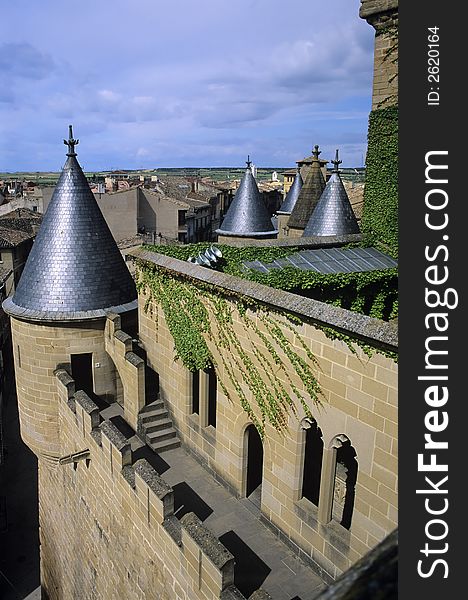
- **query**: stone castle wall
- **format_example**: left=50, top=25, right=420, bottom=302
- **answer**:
left=38, top=372, right=243, bottom=600
left=137, top=268, right=397, bottom=580
left=9, top=260, right=397, bottom=594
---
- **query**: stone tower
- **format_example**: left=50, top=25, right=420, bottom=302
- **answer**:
left=287, top=145, right=326, bottom=237
left=359, top=0, right=398, bottom=109
left=2, top=127, right=137, bottom=465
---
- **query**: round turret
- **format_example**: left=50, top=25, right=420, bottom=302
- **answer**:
left=2, top=127, right=137, bottom=462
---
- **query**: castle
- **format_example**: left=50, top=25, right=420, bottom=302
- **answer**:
left=2, top=1, right=398, bottom=598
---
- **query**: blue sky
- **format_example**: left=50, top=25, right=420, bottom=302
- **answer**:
left=0, top=0, right=374, bottom=171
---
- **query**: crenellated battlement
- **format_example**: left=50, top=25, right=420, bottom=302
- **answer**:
left=53, top=368, right=265, bottom=600
left=104, top=313, right=146, bottom=431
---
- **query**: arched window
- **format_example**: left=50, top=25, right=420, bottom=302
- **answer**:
left=245, top=424, right=263, bottom=503
left=331, top=435, right=358, bottom=530
left=301, top=418, right=324, bottom=506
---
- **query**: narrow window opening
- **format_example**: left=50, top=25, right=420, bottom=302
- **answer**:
left=192, top=370, right=200, bottom=414
left=206, top=367, right=217, bottom=427
left=302, top=421, right=324, bottom=506
left=245, top=424, right=263, bottom=505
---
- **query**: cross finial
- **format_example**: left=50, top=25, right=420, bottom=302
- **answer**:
left=64, top=125, right=79, bottom=156
left=331, top=149, right=342, bottom=172
left=246, top=155, right=252, bottom=169
left=312, top=144, right=321, bottom=159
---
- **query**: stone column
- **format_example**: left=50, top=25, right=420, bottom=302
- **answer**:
left=185, top=368, right=194, bottom=414
left=360, top=0, right=399, bottom=109
left=277, top=214, right=290, bottom=238
left=317, top=447, right=336, bottom=524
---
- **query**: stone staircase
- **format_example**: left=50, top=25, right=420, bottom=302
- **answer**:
left=138, top=398, right=181, bottom=453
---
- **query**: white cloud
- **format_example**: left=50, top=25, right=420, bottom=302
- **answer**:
left=0, top=0, right=373, bottom=170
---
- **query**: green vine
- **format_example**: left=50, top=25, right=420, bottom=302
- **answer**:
left=136, top=263, right=324, bottom=437
left=143, top=242, right=398, bottom=321
left=362, top=106, right=398, bottom=257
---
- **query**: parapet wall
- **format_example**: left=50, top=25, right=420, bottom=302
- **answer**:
left=104, top=313, right=145, bottom=431
left=38, top=368, right=257, bottom=600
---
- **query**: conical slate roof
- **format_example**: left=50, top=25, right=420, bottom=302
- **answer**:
left=3, top=127, right=137, bottom=321
left=303, top=151, right=360, bottom=237
left=287, top=145, right=326, bottom=230
left=216, top=158, right=277, bottom=237
left=277, top=168, right=303, bottom=215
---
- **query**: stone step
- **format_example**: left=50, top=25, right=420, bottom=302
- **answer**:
left=148, top=437, right=181, bottom=453
left=143, top=418, right=173, bottom=434
left=147, top=427, right=178, bottom=444
left=140, top=408, right=168, bottom=423
left=140, top=400, right=164, bottom=414
left=138, top=396, right=181, bottom=453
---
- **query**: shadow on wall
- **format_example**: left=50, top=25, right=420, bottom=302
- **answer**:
left=173, top=482, right=213, bottom=522
left=219, top=530, right=271, bottom=598
left=0, top=365, right=40, bottom=599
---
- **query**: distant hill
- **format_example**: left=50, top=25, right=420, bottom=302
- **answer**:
left=1, top=166, right=365, bottom=185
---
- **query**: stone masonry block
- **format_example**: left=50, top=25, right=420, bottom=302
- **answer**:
left=100, top=420, right=132, bottom=470
left=180, top=512, right=234, bottom=592
left=54, top=368, right=76, bottom=399
left=134, top=459, right=174, bottom=524
left=249, top=589, right=273, bottom=600
left=74, top=390, right=100, bottom=433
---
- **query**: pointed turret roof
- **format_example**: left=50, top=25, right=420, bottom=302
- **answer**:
left=277, top=167, right=303, bottom=215
left=287, top=145, right=326, bottom=230
left=303, top=150, right=360, bottom=237
left=216, top=157, right=277, bottom=237
left=3, top=126, right=137, bottom=321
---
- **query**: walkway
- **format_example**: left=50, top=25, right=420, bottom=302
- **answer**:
left=102, top=404, right=327, bottom=600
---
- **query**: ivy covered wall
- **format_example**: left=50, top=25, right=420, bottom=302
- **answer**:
left=361, top=105, right=398, bottom=256
left=142, top=243, right=398, bottom=322
left=136, top=263, right=322, bottom=435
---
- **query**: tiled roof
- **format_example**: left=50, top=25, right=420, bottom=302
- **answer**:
left=3, top=131, right=137, bottom=321
left=216, top=163, right=277, bottom=237
left=303, top=172, right=360, bottom=237
left=277, top=169, right=303, bottom=215
left=0, top=226, right=34, bottom=248
left=0, top=217, right=42, bottom=235
left=0, top=207, right=42, bottom=221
